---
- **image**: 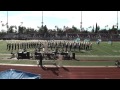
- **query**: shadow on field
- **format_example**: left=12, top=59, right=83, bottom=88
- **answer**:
left=46, top=67, right=59, bottom=76
left=61, top=67, right=69, bottom=72
left=40, top=63, right=70, bottom=76
left=40, top=64, right=59, bottom=76
left=74, top=59, right=80, bottom=61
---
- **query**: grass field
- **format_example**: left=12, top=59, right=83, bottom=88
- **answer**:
left=0, top=40, right=120, bottom=66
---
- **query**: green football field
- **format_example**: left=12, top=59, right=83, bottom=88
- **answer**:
left=0, top=40, right=120, bottom=60
left=0, top=40, right=120, bottom=66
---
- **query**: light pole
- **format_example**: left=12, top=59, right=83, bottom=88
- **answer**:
left=117, top=11, right=118, bottom=34
left=55, top=26, right=58, bottom=37
left=80, top=11, right=82, bottom=32
left=7, top=11, right=8, bottom=33
left=41, top=11, right=44, bottom=28
left=0, top=21, right=2, bottom=31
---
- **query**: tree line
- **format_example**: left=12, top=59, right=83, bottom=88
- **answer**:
left=0, top=23, right=119, bottom=35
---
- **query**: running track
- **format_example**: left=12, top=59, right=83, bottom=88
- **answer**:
left=0, top=65, right=120, bottom=79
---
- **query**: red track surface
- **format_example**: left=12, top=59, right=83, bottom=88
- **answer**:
left=0, top=65, right=120, bottom=79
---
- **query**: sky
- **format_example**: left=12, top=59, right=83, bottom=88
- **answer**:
left=0, top=11, right=119, bottom=32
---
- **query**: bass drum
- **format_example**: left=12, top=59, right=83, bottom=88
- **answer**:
left=17, top=52, right=23, bottom=60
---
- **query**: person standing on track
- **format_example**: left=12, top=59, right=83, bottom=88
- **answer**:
left=39, top=53, right=43, bottom=67
left=57, top=53, right=63, bottom=67
left=115, top=60, right=120, bottom=68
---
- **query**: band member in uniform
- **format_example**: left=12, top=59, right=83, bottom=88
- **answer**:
left=73, top=43, right=76, bottom=51
left=65, top=43, right=68, bottom=52
left=8, top=43, right=11, bottom=51
left=11, top=43, right=14, bottom=51
left=7, top=43, right=9, bottom=50
left=69, top=43, right=72, bottom=51
left=15, top=43, right=16, bottom=50
left=78, top=43, right=81, bottom=51
left=17, top=43, right=19, bottom=50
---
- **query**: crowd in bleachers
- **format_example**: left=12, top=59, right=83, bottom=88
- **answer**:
left=1, top=33, right=120, bottom=41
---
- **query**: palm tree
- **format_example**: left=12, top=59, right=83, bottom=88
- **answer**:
left=1, top=21, right=6, bottom=33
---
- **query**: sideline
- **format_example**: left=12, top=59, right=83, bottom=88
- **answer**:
left=0, top=63, right=116, bottom=68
